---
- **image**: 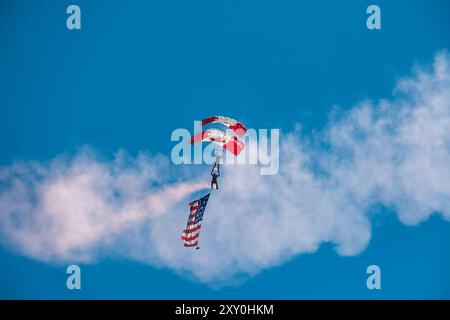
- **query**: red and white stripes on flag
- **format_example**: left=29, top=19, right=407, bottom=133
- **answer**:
left=181, top=193, right=210, bottom=248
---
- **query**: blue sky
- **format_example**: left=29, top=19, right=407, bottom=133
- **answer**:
left=1, top=0, right=450, bottom=299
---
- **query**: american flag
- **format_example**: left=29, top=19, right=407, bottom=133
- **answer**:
left=181, top=193, right=210, bottom=248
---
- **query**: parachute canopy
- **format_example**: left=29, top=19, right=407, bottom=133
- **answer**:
left=190, top=129, right=244, bottom=156
left=201, top=116, right=247, bottom=137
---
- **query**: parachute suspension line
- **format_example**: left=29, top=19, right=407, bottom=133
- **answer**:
left=215, top=149, right=223, bottom=163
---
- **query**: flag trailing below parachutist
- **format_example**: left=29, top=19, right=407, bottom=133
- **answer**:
left=181, top=193, right=210, bottom=249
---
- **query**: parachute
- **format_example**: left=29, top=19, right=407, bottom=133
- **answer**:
left=201, top=116, right=247, bottom=137
left=190, top=129, right=244, bottom=156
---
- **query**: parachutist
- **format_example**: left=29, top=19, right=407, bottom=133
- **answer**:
left=211, top=163, right=220, bottom=189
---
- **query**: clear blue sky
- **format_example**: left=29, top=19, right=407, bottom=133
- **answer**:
left=0, top=0, right=450, bottom=299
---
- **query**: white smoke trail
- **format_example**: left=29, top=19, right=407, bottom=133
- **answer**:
left=0, top=149, right=208, bottom=263
left=0, top=51, right=449, bottom=284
